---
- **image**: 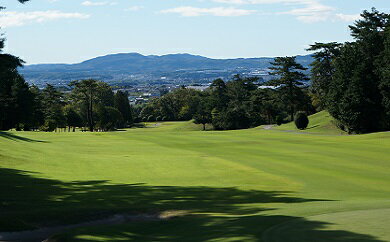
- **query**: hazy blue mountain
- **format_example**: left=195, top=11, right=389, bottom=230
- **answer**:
left=20, top=53, right=313, bottom=85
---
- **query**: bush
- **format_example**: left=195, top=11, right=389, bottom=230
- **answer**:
left=147, top=115, right=154, bottom=122
left=276, top=116, right=284, bottom=126
left=40, top=119, right=57, bottom=132
left=294, top=111, right=309, bottom=130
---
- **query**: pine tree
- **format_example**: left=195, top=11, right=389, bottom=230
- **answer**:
left=269, top=56, right=309, bottom=121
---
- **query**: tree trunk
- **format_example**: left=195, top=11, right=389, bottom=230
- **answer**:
left=203, top=123, right=206, bottom=131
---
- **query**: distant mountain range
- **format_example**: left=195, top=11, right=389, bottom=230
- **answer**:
left=20, top=53, right=313, bottom=86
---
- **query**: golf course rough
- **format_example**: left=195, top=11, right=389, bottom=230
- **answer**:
left=0, top=112, right=389, bottom=241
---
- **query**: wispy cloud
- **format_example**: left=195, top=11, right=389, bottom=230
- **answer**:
left=0, top=10, right=90, bottom=27
left=161, top=6, right=256, bottom=17
left=212, top=0, right=360, bottom=23
left=82, top=1, right=117, bottom=6
left=125, top=6, right=144, bottom=12
left=335, top=13, right=361, bottom=22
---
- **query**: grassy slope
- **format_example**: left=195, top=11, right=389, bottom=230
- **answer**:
left=274, top=111, right=346, bottom=135
left=0, top=122, right=389, bottom=241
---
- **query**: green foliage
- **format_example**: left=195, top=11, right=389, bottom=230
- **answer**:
left=307, top=42, right=341, bottom=109
left=40, top=119, right=57, bottom=132
left=114, top=91, right=133, bottom=127
left=96, top=105, right=123, bottom=131
left=0, top=40, right=33, bottom=130
left=276, top=115, right=284, bottom=126
left=310, top=8, right=390, bottom=133
left=140, top=73, right=313, bottom=131
left=377, top=28, right=390, bottom=128
left=193, top=99, right=213, bottom=131
left=294, top=111, right=309, bottom=130
left=268, top=56, right=309, bottom=121
left=69, top=79, right=124, bottom=132
left=64, top=105, right=82, bottom=131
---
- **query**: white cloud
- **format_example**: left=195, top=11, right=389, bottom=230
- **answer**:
left=213, top=0, right=315, bottom=5
left=0, top=10, right=90, bottom=28
left=335, top=13, right=361, bottom=22
left=212, top=0, right=360, bottom=23
left=279, top=1, right=335, bottom=23
left=125, top=6, right=144, bottom=12
left=82, top=1, right=117, bottom=6
left=161, top=6, right=256, bottom=17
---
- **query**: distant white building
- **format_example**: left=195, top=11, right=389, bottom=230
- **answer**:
left=258, top=85, right=277, bottom=89
left=186, top=85, right=209, bottom=91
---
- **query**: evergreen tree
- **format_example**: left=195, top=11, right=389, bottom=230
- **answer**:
left=326, top=8, right=390, bottom=133
left=70, top=79, right=99, bottom=132
left=193, top=97, right=212, bottom=131
left=64, top=105, right=82, bottom=132
left=42, top=84, right=65, bottom=129
left=114, top=91, right=133, bottom=127
left=307, top=42, right=341, bottom=109
left=378, top=28, right=390, bottom=128
left=269, top=56, right=309, bottom=121
left=0, top=40, right=32, bottom=130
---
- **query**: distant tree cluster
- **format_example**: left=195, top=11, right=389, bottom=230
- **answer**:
left=137, top=73, right=314, bottom=130
left=0, top=78, right=134, bottom=131
left=309, top=8, right=390, bottom=133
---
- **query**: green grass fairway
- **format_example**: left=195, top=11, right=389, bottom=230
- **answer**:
left=0, top=119, right=389, bottom=241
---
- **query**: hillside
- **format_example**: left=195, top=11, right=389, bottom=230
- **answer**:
left=19, top=53, right=313, bottom=85
left=274, top=111, right=346, bottom=135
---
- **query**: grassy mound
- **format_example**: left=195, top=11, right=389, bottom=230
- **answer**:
left=274, top=111, right=346, bottom=135
left=0, top=124, right=389, bottom=241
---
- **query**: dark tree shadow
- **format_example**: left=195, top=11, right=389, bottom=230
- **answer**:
left=0, top=168, right=385, bottom=242
left=306, top=124, right=320, bottom=130
left=0, top=132, right=47, bottom=143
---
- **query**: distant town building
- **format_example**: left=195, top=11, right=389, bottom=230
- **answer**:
left=186, top=85, right=209, bottom=91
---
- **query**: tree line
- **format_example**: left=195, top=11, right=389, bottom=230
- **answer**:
left=138, top=71, right=314, bottom=130
left=309, top=8, right=390, bottom=133
left=1, top=6, right=389, bottom=133
left=0, top=77, right=133, bottom=131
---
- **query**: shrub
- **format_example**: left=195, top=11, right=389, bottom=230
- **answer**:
left=294, top=111, right=309, bottom=130
left=147, top=115, right=154, bottom=122
left=276, top=116, right=284, bottom=126
left=40, top=119, right=57, bottom=132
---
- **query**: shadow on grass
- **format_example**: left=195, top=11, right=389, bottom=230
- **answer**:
left=0, top=168, right=384, bottom=241
left=0, top=132, right=47, bottom=143
left=306, top=124, right=320, bottom=130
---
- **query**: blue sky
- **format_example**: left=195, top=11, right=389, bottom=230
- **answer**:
left=1, top=0, right=389, bottom=64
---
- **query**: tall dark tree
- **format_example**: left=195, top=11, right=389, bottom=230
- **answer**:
left=64, top=105, right=82, bottom=132
left=325, top=8, right=390, bottom=133
left=269, top=56, right=309, bottom=121
left=114, top=91, right=133, bottom=127
left=210, top=78, right=228, bottom=111
left=0, top=41, right=32, bottom=130
left=25, top=85, right=44, bottom=130
left=42, top=84, right=64, bottom=129
left=96, top=105, right=123, bottom=131
left=307, top=42, right=341, bottom=109
left=70, top=79, right=99, bottom=132
left=378, top=28, right=390, bottom=128
left=193, top=97, right=212, bottom=131
left=0, top=0, right=32, bottom=130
